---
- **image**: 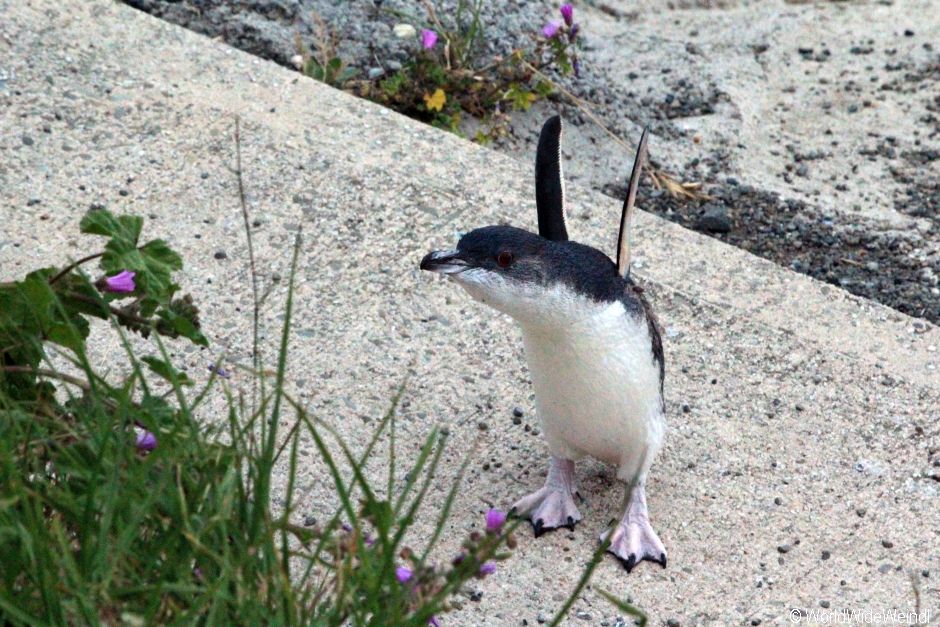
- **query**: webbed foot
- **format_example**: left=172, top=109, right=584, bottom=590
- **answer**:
left=510, top=457, right=581, bottom=536
left=601, top=482, right=667, bottom=573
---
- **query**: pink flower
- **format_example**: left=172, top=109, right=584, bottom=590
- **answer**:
left=136, top=430, right=157, bottom=452
left=542, top=20, right=562, bottom=38
left=560, top=4, right=574, bottom=26
left=479, top=561, right=497, bottom=576
left=104, top=270, right=136, bottom=293
left=395, top=566, right=413, bottom=583
left=421, top=29, right=438, bottom=49
left=485, top=508, right=507, bottom=533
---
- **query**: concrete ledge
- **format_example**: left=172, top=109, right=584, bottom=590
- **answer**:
left=1, top=1, right=937, bottom=624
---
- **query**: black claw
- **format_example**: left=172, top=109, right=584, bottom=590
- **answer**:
left=533, top=518, right=545, bottom=538
left=623, top=553, right=637, bottom=573
left=659, top=553, right=668, bottom=569
left=508, top=506, right=518, bottom=518
left=575, top=491, right=585, bottom=503
left=566, top=515, right=576, bottom=530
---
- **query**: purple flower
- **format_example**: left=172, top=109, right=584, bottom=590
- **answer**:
left=136, top=430, right=157, bottom=452
left=208, top=364, right=231, bottom=379
left=395, top=566, right=413, bottom=583
left=479, top=561, right=497, bottom=576
left=573, top=57, right=582, bottom=78
left=104, top=270, right=136, bottom=293
left=560, top=3, right=574, bottom=26
left=542, top=20, right=561, bottom=38
left=485, top=509, right=507, bottom=533
left=421, top=29, right=438, bottom=50
left=428, top=617, right=441, bottom=627
left=569, top=22, right=580, bottom=42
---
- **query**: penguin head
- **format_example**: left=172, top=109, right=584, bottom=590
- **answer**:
left=421, top=225, right=622, bottom=327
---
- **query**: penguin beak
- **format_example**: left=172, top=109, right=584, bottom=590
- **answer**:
left=420, top=249, right=469, bottom=275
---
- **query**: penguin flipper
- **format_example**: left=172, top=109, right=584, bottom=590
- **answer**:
left=616, top=128, right=649, bottom=278
left=535, top=115, right=569, bottom=242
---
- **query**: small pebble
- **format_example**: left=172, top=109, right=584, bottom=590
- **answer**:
left=881, top=539, right=893, bottom=548
left=513, top=407, right=524, bottom=418
left=821, top=550, right=831, bottom=560
left=777, top=544, right=791, bottom=554
left=214, top=250, right=228, bottom=260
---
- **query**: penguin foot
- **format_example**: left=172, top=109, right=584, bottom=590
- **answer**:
left=510, top=486, right=582, bottom=537
left=600, top=519, right=667, bottom=574
left=509, top=456, right=581, bottom=537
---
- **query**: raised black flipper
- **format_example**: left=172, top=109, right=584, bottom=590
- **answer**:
left=616, top=128, right=649, bottom=278
left=535, top=115, right=569, bottom=242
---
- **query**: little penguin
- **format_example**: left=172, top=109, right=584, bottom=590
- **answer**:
left=420, top=116, right=666, bottom=573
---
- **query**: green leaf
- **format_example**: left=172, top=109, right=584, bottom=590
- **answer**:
left=156, top=308, right=208, bottom=347
left=338, top=67, right=360, bottom=82
left=80, top=209, right=142, bottom=245
left=141, top=356, right=193, bottom=387
left=100, top=238, right=181, bottom=299
left=534, top=79, right=554, bottom=98
left=57, top=274, right=110, bottom=320
left=46, top=318, right=88, bottom=353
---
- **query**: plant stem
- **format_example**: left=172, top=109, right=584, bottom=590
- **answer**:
left=47, top=252, right=105, bottom=285
left=63, top=292, right=154, bottom=327
left=234, top=117, right=264, bottom=406
left=0, top=366, right=91, bottom=391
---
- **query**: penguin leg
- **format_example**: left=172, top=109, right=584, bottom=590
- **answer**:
left=510, top=456, right=582, bottom=537
left=600, top=481, right=667, bottom=573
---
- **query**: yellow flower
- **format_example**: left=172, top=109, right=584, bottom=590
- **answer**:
left=424, top=88, right=446, bottom=112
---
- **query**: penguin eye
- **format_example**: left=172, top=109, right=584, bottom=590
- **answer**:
left=496, top=251, right=514, bottom=268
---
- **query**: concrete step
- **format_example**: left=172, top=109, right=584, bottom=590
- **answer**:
left=1, top=1, right=937, bottom=623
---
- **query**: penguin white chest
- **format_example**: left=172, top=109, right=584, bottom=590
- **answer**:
left=519, top=300, right=664, bottom=472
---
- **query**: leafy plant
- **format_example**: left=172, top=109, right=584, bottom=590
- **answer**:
left=294, top=3, right=582, bottom=139
left=364, top=2, right=582, bottom=137
left=295, top=12, right=360, bottom=87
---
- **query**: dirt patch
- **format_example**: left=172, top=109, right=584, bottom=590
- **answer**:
left=613, top=182, right=940, bottom=322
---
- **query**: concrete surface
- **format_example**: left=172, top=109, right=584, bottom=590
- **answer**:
left=1, top=1, right=938, bottom=624
left=520, top=0, right=940, bottom=226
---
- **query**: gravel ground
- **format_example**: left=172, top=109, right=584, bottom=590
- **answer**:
left=122, top=0, right=940, bottom=323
